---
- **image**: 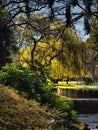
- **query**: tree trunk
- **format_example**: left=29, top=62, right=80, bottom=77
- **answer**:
left=66, top=76, right=69, bottom=84
left=0, top=19, right=6, bottom=69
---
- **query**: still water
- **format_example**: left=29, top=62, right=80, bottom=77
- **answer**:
left=77, top=114, right=98, bottom=130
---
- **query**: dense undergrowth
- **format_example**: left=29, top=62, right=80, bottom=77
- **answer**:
left=0, top=63, right=80, bottom=130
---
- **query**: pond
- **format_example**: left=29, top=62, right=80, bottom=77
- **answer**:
left=57, top=86, right=98, bottom=129
left=77, top=114, right=98, bottom=130
left=73, top=98, right=98, bottom=114
left=73, top=98, right=98, bottom=129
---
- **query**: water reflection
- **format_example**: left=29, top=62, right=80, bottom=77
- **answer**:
left=73, top=99, right=98, bottom=114
left=77, top=114, right=98, bottom=130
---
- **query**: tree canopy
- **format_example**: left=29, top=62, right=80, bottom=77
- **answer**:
left=0, top=0, right=97, bottom=31
left=0, top=0, right=98, bottom=71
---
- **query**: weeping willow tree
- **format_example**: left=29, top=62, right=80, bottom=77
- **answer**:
left=23, top=27, right=85, bottom=82
left=49, top=28, right=86, bottom=82
left=17, top=26, right=87, bottom=83
left=86, top=18, right=98, bottom=79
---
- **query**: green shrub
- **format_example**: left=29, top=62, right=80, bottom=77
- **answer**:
left=83, top=77, right=94, bottom=85
left=0, top=63, right=44, bottom=100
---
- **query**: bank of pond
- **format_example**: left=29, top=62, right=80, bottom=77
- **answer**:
left=55, top=84, right=98, bottom=129
left=57, top=87, right=98, bottom=98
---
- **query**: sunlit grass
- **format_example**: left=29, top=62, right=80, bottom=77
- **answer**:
left=54, top=81, right=98, bottom=91
left=58, top=81, right=77, bottom=85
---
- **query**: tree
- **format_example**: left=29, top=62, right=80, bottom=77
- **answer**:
left=0, top=0, right=98, bottom=68
left=0, top=2, right=18, bottom=68
left=87, top=18, right=98, bottom=79
left=47, top=0, right=98, bottom=33
left=49, top=28, right=86, bottom=82
left=20, top=28, right=85, bottom=82
left=18, top=27, right=87, bottom=82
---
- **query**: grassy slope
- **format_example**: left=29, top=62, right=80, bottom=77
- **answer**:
left=0, top=85, right=52, bottom=130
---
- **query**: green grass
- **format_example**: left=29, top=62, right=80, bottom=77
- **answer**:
left=56, top=85, right=98, bottom=91
left=54, top=81, right=98, bottom=91
left=58, top=81, right=77, bottom=85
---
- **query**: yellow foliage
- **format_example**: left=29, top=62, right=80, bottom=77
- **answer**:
left=18, top=28, right=86, bottom=79
left=19, top=47, right=31, bottom=67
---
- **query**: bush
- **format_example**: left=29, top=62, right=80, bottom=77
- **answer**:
left=83, top=77, right=94, bottom=85
left=0, top=63, right=44, bottom=100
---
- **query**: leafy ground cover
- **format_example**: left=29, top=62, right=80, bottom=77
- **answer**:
left=0, top=85, right=53, bottom=130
